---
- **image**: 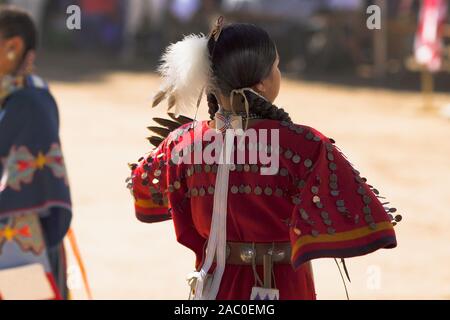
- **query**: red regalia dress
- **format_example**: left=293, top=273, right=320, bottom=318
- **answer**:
left=129, top=119, right=398, bottom=300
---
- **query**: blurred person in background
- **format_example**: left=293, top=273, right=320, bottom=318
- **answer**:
left=121, top=0, right=169, bottom=61
left=7, top=0, right=47, bottom=32
left=0, top=5, right=72, bottom=299
left=78, top=0, right=124, bottom=51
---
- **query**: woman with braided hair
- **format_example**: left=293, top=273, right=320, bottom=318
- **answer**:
left=128, top=18, right=399, bottom=300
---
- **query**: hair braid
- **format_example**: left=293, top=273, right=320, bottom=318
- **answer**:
left=207, top=93, right=219, bottom=120
left=246, top=92, right=292, bottom=123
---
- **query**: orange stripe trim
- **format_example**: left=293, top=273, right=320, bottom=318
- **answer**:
left=292, top=221, right=394, bottom=254
left=135, top=198, right=166, bottom=209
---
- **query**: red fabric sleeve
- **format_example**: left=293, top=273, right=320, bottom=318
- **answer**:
left=130, top=140, right=172, bottom=223
left=129, top=124, right=207, bottom=268
left=288, top=128, right=397, bottom=270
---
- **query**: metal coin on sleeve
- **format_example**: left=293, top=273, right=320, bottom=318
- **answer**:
left=305, top=132, right=313, bottom=140
left=244, top=164, right=250, bottom=172
left=369, top=223, right=377, bottom=230
left=152, top=178, right=159, bottom=185
left=330, top=173, right=338, bottom=182
left=304, top=159, right=312, bottom=168
left=204, top=164, right=211, bottom=173
left=363, top=195, right=372, bottom=204
left=311, top=230, right=320, bottom=237
left=324, top=219, right=332, bottom=226
left=311, top=186, right=319, bottom=194
left=325, top=143, right=333, bottom=152
left=313, top=136, right=321, bottom=142
left=337, top=206, right=347, bottom=213
left=194, top=164, right=202, bottom=173
left=208, top=186, right=215, bottom=194
left=141, top=172, right=148, bottom=180
left=330, top=190, right=340, bottom=196
left=363, top=206, right=371, bottom=214
left=292, top=196, right=301, bottom=205
left=284, top=149, right=293, bottom=159
left=296, top=180, right=306, bottom=188
left=358, top=186, right=366, bottom=195
left=229, top=163, right=236, bottom=171
left=292, top=155, right=301, bottom=163
left=315, top=202, right=324, bottom=209
left=275, top=188, right=284, bottom=197
left=364, top=215, right=374, bottom=223
left=327, top=227, right=336, bottom=235
left=251, top=164, right=259, bottom=173
left=336, top=199, right=345, bottom=207
left=329, top=182, right=338, bottom=190
left=327, top=153, right=334, bottom=161
left=154, top=169, right=162, bottom=177
left=320, top=211, right=329, bottom=219
left=199, top=187, right=206, bottom=196
left=264, top=187, right=273, bottom=196
left=329, top=162, right=337, bottom=171
left=174, top=181, right=181, bottom=189
left=300, top=209, right=309, bottom=220
left=244, top=185, right=252, bottom=194
left=254, top=186, right=262, bottom=195
left=312, top=195, right=321, bottom=203
left=236, top=164, right=243, bottom=172
left=191, top=187, right=199, bottom=197
left=231, top=185, right=239, bottom=194
left=239, top=185, right=245, bottom=194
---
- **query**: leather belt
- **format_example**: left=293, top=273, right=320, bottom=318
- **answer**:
left=213, top=241, right=292, bottom=265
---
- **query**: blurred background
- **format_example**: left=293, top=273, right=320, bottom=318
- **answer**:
left=3, top=0, right=449, bottom=299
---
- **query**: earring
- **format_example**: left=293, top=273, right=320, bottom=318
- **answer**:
left=7, top=51, right=16, bottom=61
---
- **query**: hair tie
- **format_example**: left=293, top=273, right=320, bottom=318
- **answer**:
left=229, top=88, right=267, bottom=130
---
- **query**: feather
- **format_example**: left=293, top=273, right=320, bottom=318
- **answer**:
left=156, top=34, right=211, bottom=116
left=147, top=126, right=171, bottom=137
left=147, top=136, right=164, bottom=147
left=168, top=113, right=193, bottom=125
left=167, top=94, right=176, bottom=112
left=152, top=90, right=169, bottom=108
left=152, top=117, right=181, bottom=131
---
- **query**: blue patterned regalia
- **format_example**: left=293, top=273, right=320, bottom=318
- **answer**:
left=0, top=74, right=72, bottom=299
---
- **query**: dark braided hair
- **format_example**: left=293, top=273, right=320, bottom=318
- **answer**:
left=206, top=23, right=292, bottom=123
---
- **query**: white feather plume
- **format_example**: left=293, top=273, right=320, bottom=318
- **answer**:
left=154, top=34, right=211, bottom=116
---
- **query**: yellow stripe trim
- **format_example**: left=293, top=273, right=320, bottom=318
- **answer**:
left=135, top=198, right=166, bottom=209
left=293, top=221, right=394, bottom=254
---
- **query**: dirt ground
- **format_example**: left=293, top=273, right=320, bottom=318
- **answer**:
left=45, top=59, right=450, bottom=299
